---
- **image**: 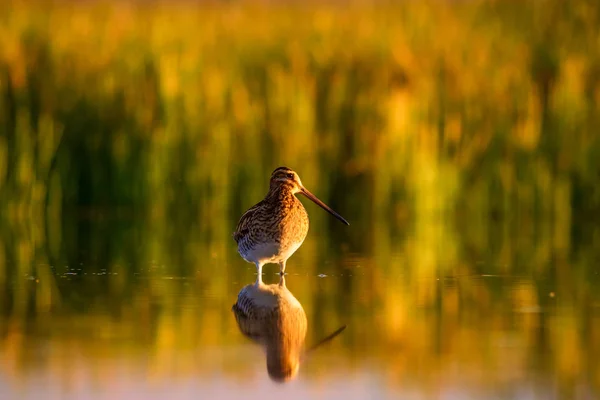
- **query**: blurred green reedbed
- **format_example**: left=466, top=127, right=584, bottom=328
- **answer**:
left=0, top=0, right=600, bottom=399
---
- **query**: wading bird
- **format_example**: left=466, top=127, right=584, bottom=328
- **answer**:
left=234, top=167, right=349, bottom=275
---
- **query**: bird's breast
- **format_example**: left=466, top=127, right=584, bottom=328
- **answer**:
left=278, top=197, right=309, bottom=244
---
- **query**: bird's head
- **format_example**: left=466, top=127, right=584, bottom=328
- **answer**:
left=269, top=166, right=349, bottom=226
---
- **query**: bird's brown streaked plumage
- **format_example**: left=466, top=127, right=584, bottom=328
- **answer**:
left=234, top=167, right=349, bottom=275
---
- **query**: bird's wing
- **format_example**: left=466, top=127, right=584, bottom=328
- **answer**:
left=233, top=201, right=263, bottom=243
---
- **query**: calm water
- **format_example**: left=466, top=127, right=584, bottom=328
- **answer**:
left=0, top=211, right=598, bottom=400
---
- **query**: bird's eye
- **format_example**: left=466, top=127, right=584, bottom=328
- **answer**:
left=287, top=173, right=294, bottom=179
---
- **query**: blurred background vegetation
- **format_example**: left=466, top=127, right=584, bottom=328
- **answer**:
left=0, top=0, right=600, bottom=398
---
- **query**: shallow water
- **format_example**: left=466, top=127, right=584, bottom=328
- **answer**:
left=0, top=213, right=599, bottom=400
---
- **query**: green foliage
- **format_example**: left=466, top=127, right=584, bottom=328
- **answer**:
left=0, top=0, right=598, bottom=226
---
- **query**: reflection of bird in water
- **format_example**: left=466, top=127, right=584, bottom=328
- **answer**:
left=233, top=167, right=349, bottom=276
left=232, top=275, right=346, bottom=383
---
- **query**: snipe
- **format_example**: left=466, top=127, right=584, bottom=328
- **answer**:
left=233, top=167, right=349, bottom=275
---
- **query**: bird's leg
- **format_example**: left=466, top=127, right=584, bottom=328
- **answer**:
left=278, top=260, right=287, bottom=276
left=278, top=273, right=286, bottom=287
left=255, top=262, right=263, bottom=284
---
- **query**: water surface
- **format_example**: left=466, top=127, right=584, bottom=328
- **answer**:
left=0, top=212, right=598, bottom=400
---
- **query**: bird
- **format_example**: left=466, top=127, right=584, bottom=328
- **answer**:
left=232, top=274, right=346, bottom=383
left=233, top=167, right=349, bottom=275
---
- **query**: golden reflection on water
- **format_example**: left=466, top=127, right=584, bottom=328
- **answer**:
left=0, top=133, right=599, bottom=397
left=231, top=274, right=346, bottom=383
left=0, top=213, right=598, bottom=400
left=232, top=275, right=308, bottom=382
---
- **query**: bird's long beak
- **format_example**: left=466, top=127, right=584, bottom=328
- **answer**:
left=300, top=188, right=350, bottom=225
left=305, top=325, right=347, bottom=353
